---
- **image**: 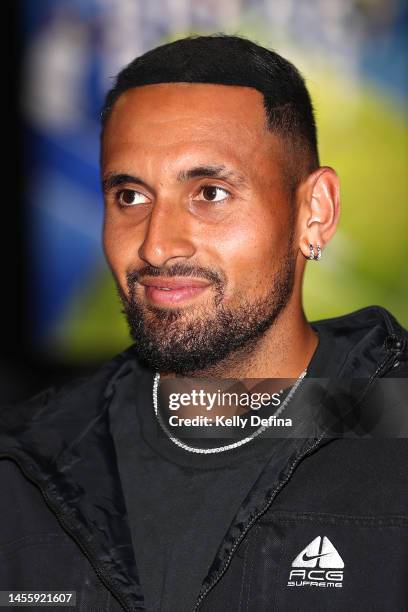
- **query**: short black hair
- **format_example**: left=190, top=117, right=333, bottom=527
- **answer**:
left=101, top=34, right=319, bottom=190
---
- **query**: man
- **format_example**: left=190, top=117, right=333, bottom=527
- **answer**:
left=0, top=35, right=407, bottom=612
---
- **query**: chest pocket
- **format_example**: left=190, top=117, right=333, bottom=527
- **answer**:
left=238, top=511, right=408, bottom=612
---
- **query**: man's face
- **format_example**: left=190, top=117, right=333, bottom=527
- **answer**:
left=102, top=83, right=300, bottom=374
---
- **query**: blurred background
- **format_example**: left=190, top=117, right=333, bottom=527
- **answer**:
left=3, top=0, right=407, bottom=403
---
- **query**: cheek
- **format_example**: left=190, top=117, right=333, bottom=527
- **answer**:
left=215, top=215, right=281, bottom=300
left=102, top=214, right=144, bottom=285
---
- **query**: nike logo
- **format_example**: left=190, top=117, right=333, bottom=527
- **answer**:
left=291, top=536, right=345, bottom=572
left=301, top=552, right=330, bottom=562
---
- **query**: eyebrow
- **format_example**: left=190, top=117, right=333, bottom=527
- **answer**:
left=176, top=165, right=248, bottom=186
left=102, top=173, right=150, bottom=193
left=102, top=165, right=248, bottom=193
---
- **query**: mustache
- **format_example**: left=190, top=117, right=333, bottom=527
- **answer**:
left=126, top=262, right=226, bottom=293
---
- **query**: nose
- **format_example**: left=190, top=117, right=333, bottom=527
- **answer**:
left=138, top=198, right=196, bottom=268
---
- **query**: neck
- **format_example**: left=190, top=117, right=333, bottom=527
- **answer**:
left=161, top=302, right=318, bottom=381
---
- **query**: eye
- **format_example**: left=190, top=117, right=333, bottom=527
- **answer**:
left=195, top=185, right=230, bottom=203
left=117, top=189, right=149, bottom=206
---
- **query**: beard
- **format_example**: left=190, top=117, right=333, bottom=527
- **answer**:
left=117, top=239, right=297, bottom=376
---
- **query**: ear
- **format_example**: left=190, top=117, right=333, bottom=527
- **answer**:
left=296, top=166, right=340, bottom=260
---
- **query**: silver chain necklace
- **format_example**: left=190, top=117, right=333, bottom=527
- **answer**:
left=152, top=368, right=307, bottom=454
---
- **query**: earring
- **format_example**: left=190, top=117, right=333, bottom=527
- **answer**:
left=308, top=243, right=322, bottom=261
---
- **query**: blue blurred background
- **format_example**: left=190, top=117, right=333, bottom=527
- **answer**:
left=3, top=0, right=407, bottom=400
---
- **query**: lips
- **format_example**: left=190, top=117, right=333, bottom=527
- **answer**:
left=139, top=277, right=211, bottom=305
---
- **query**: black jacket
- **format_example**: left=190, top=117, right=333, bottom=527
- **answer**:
left=0, top=305, right=407, bottom=612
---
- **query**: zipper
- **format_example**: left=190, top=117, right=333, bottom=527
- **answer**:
left=193, top=433, right=326, bottom=610
left=193, top=349, right=402, bottom=610
left=0, top=453, right=134, bottom=612
left=362, top=345, right=403, bottom=401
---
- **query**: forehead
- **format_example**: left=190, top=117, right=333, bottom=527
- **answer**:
left=102, top=83, right=282, bottom=172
